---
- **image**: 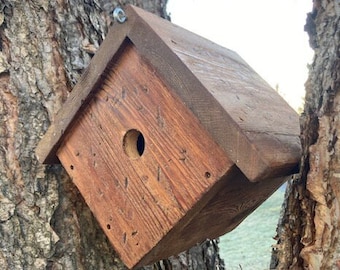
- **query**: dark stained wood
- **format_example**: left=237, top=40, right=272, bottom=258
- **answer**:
left=126, top=6, right=301, bottom=181
left=139, top=168, right=289, bottom=267
left=36, top=5, right=300, bottom=181
left=57, top=43, right=233, bottom=268
left=35, top=4, right=302, bottom=269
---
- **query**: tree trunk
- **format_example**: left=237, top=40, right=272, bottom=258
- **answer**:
left=271, top=1, right=340, bottom=269
left=0, top=1, right=224, bottom=269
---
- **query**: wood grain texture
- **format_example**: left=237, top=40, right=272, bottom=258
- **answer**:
left=37, top=5, right=301, bottom=182
left=34, top=5, right=303, bottom=268
left=127, top=6, right=301, bottom=181
left=35, top=17, right=135, bottom=164
left=57, top=42, right=233, bottom=268
left=138, top=166, right=289, bottom=267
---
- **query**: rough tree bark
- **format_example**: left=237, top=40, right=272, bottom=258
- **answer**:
left=0, top=1, right=224, bottom=269
left=271, top=0, right=340, bottom=269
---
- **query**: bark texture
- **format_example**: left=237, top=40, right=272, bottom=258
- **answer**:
left=0, top=1, right=224, bottom=269
left=271, top=0, right=340, bottom=269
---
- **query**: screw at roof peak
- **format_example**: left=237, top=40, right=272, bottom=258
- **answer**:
left=113, top=7, right=127, bottom=24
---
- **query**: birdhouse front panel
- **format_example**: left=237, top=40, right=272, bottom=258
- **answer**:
left=36, top=5, right=302, bottom=269
left=56, top=41, right=233, bottom=268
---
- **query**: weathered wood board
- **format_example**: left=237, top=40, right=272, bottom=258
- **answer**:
left=57, top=43, right=233, bottom=267
left=36, top=5, right=301, bottom=269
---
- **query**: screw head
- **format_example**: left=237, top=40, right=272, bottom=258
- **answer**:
left=113, top=7, right=127, bottom=24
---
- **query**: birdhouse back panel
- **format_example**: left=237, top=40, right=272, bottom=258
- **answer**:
left=56, top=41, right=234, bottom=268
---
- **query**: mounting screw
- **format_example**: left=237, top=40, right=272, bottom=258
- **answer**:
left=113, top=7, right=127, bottom=23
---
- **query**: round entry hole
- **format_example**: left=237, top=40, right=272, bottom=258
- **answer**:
left=123, top=129, right=145, bottom=158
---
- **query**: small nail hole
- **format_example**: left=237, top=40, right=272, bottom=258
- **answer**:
left=205, top=172, right=211, bottom=178
left=70, top=165, right=74, bottom=170
left=107, top=224, right=111, bottom=230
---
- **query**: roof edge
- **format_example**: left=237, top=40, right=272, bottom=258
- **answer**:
left=36, top=5, right=300, bottom=182
left=35, top=10, right=135, bottom=164
left=125, top=5, right=301, bottom=182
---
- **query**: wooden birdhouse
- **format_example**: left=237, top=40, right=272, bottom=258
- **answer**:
left=36, top=5, right=301, bottom=269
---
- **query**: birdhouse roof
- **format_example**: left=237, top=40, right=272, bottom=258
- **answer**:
left=36, top=5, right=300, bottom=182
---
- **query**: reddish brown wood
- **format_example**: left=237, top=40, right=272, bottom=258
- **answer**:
left=35, top=20, right=134, bottom=164
left=35, top=5, right=302, bottom=269
left=127, top=6, right=301, bottom=181
left=57, top=43, right=233, bottom=268
left=36, top=5, right=300, bottom=182
left=141, top=170, right=289, bottom=267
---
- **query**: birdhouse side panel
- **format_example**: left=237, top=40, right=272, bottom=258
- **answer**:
left=140, top=167, right=288, bottom=267
left=127, top=6, right=301, bottom=181
left=177, top=172, right=289, bottom=243
left=57, top=41, right=233, bottom=268
left=168, top=42, right=301, bottom=179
